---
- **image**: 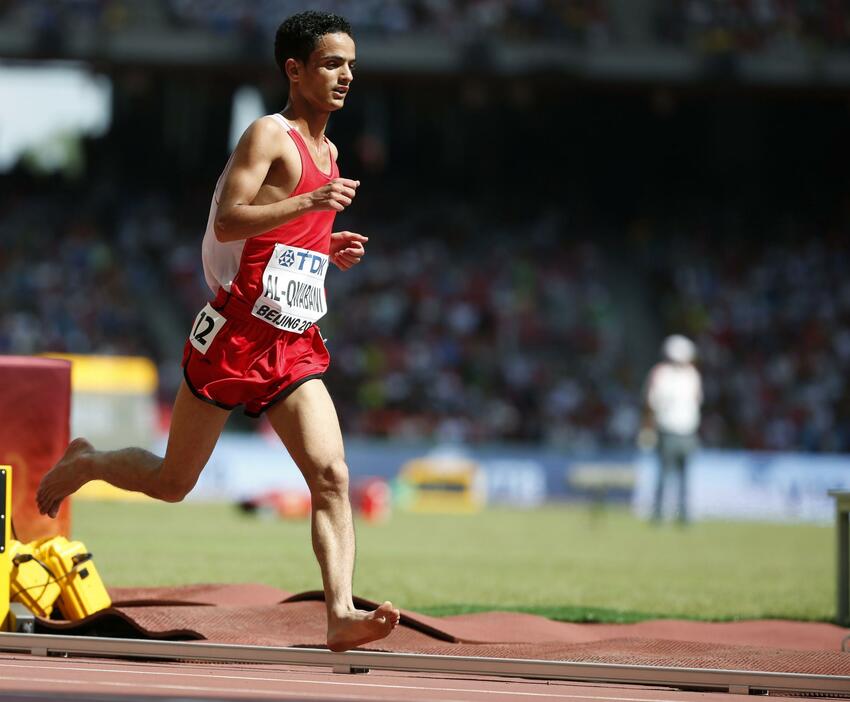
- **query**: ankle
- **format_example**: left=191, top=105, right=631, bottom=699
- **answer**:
left=76, top=451, right=97, bottom=481
left=328, top=602, right=356, bottom=621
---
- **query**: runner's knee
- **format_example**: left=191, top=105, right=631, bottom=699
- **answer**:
left=154, top=466, right=200, bottom=503
left=308, top=457, right=349, bottom=497
left=156, top=479, right=196, bottom=503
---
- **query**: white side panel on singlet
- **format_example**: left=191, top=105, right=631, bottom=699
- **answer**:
left=201, top=151, right=245, bottom=294
left=200, top=114, right=295, bottom=294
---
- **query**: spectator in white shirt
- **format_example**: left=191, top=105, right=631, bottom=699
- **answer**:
left=642, top=334, right=702, bottom=524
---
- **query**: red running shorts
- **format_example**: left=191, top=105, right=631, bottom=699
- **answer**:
left=181, top=293, right=330, bottom=417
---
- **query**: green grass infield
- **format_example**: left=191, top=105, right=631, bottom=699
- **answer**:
left=71, top=500, right=834, bottom=623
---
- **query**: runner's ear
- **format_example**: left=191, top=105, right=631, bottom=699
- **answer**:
left=285, top=58, right=301, bottom=83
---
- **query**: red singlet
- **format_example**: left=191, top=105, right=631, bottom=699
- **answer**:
left=181, top=114, right=339, bottom=416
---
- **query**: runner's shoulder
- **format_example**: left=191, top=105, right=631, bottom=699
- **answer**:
left=237, top=116, right=294, bottom=160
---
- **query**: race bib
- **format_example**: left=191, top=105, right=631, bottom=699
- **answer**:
left=252, top=244, right=328, bottom=333
left=189, top=303, right=226, bottom=354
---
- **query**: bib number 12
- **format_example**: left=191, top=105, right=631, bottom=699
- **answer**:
left=189, top=303, right=226, bottom=354
left=193, top=314, right=215, bottom=344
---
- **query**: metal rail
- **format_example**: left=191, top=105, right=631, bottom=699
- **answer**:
left=0, top=632, right=848, bottom=696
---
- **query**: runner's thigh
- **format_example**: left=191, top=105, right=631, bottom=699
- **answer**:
left=266, top=379, right=345, bottom=477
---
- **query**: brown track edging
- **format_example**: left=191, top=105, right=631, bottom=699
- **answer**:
left=26, top=583, right=850, bottom=678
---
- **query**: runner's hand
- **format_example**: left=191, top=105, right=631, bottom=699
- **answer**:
left=307, top=178, right=359, bottom=212
left=331, top=231, right=368, bottom=270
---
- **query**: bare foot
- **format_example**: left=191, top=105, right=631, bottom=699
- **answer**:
left=36, top=437, right=95, bottom=518
left=326, top=601, right=401, bottom=652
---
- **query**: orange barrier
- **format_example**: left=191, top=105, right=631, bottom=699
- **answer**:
left=0, top=357, right=71, bottom=541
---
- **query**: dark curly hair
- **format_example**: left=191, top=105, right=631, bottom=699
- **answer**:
left=274, top=11, right=353, bottom=77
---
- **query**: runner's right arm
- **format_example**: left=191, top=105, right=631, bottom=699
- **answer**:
left=214, top=117, right=358, bottom=243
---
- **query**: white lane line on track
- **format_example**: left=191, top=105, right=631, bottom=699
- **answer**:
left=0, top=676, right=387, bottom=702
left=0, top=661, right=696, bottom=701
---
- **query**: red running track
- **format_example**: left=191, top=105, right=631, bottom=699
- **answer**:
left=3, top=584, right=847, bottom=702
left=0, top=652, right=829, bottom=702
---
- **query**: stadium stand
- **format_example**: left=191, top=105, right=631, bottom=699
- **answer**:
left=2, top=0, right=846, bottom=53
left=1, top=0, right=848, bottom=452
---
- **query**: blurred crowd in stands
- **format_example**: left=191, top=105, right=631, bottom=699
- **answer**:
left=166, top=0, right=612, bottom=43
left=0, top=177, right=153, bottom=359
left=643, top=224, right=850, bottom=453
left=0, top=0, right=611, bottom=44
left=655, top=0, right=850, bottom=53
left=105, top=189, right=640, bottom=449
left=2, top=0, right=849, bottom=53
left=2, top=0, right=848, bottom=453
left=319, top=207, right=637, bottom=448
left=3, top=166, right=848, bottom=453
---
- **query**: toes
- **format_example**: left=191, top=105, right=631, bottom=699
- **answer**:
left=374, top=602, right=400, bottom=628
left=40, top=492, right=61, bottom=518
left=37, top=485, right=53, bottom=512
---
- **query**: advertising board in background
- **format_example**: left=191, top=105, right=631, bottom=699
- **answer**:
left=632, top=450, right=850, bottom=524
left=80, top=425, right=850, bottom=524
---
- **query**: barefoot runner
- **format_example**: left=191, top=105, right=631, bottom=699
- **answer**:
left=36, top=10, right=400, bottom=652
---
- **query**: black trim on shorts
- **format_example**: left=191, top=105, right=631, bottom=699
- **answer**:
left=244, top=372, right=325, bottom=418
left=211, top=289, right=231, bottom=313
left=182, top=349, right=239, bottom=412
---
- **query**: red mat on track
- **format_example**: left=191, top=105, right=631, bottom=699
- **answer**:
left=32, top=583, right=850, bottom=677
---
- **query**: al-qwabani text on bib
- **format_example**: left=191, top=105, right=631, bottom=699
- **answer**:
left=252, top=243, right=329, bottom=333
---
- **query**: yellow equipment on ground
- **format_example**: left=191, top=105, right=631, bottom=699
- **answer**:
left=36, top=536, right=111, bottom=620
left=1, top=463, right=110, bottom=628
left=8, top=540, right=61, bottom=618
left=0, top=466, right=10, bottom=630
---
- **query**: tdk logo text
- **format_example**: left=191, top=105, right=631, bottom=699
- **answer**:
left=277, top=247, right=328, bottom=276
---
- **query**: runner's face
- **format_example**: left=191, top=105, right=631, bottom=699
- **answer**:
left=300, top=33, right=355, bottom=111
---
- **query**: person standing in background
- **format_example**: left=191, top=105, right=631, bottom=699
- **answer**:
left=640, top=334, right=702, bottom=524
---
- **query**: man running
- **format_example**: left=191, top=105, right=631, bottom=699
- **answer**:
left=36, top=10, right=401, bottom=652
